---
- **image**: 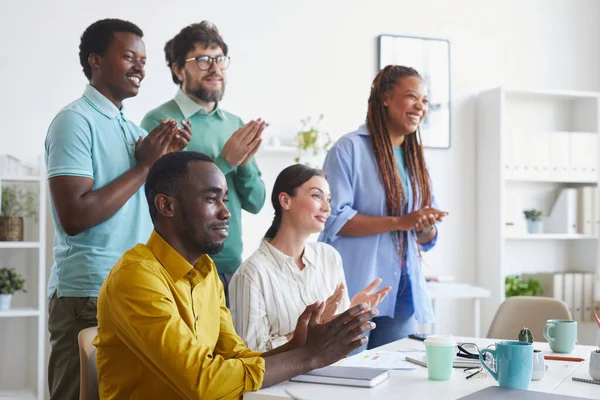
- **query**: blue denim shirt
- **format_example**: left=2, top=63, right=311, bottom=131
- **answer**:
left=318, top=125, right=437, bottom=323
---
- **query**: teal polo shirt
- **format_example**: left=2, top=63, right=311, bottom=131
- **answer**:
left=45, top=85, right=153, bottom=298
left=141, top=89, right=266, bottom=274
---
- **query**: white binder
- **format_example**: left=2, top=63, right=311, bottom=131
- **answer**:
left=545, top=188, right=578, bottom=234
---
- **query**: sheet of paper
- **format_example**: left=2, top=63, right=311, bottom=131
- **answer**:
left=335, top=350, right=419, bottom=370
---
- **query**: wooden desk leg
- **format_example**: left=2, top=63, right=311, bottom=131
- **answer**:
left=474, top=298, right=481, bottom=338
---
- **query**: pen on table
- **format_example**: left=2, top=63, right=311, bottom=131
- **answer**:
left=544, top=355, right=585, bottom=362
left=572, top=377, right=600, bottom=385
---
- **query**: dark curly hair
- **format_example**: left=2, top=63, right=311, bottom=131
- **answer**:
left=164, top=21, right=228, bottom=85
left=79, top=18, right=143, bottom=80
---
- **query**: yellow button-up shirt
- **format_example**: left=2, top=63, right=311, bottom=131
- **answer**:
left=94, top=230, right=265, bottom=399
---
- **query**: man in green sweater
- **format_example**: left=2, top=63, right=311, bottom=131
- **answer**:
left=141, top=21, right=266, bottom=305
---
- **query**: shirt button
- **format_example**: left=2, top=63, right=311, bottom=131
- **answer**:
left=188, top=271, right=194, bottom=276
left=394, top=271, right=399, bottom=276
left=195, top=316, right=199, bottom=321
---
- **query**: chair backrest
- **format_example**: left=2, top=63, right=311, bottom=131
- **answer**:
left=487, top=296, right=572, bottom=342
left=78, top=326, right=99, bottom=400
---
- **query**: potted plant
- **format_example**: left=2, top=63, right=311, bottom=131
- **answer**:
left=519, top=328, right=545, bottom=381
left=0, top=267, right=26, bottom=310
left=294, top=114, right=332, bottom=167
left=523, top=209, right=543, bottom=234
left=505, top=275, right=544, bottom=297
left=0, top=185, right=37, bottom=241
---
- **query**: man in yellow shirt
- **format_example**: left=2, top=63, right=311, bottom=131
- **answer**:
left=94, top=151, right=377, bottom=399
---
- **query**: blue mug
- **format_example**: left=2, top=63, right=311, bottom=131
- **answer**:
left=479, top=341, right=533, bottom=390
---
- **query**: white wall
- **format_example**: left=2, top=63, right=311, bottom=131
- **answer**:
left=2, top=0, right=600, bottom=350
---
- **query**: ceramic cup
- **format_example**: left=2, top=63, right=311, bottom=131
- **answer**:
left=543, top=320, right=577, bottom=354
left=480, top=340, right=533, bottom=390
left=424, top=335, right=456, bottom=381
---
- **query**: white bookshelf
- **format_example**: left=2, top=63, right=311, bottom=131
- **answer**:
left=0, top=161, right=46, bottom=400
left=476, top=88, right=600, bottom=342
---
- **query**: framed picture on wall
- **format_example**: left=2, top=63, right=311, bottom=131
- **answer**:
left=378, top=35, right=451, bottom=149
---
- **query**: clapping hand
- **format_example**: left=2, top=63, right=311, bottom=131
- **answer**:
left=321, top=283, right=345, bottom=322
left=350, top=278, right=391, bottom=310
left=221, top=119, right=266, bottom=168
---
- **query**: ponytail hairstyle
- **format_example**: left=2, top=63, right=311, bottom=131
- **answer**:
left=265, top=164, right=327, bottom=239
left=367, top=65, right=432, bottom=268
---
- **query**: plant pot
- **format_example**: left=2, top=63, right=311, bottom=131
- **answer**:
left=531, top=349, right=546, bottom=381
left=0, top=216, right=24, bottom=241
left=590, top=351, right=600, bottom=381
left=298, top=130, right=318, bottom=149
left=526, top=219, right=543, bottom=234
left=0, top=294, right=12, bottom=310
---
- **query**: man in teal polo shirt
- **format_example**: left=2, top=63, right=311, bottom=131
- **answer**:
left=45, top=19, right=190, bottom=400
left=141, top=21, right=266, bottom=305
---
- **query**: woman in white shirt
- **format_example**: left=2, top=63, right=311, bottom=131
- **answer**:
left=230, top=164, right=391, bottom=352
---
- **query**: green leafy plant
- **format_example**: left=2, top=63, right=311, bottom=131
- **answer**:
left=0, top=267, right=26, bottom=295
left=523, top=209, right=542, bottom=221
left=519, top=327, right=534, bottom=343
left=294, top=114, right=332, bottom=164
left=1, top=186, right=37, bottom=219
left=505, top=275, right=544, bottom=297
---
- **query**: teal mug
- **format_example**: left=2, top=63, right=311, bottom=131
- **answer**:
left=543, top=320, right=577, bottom=353
left=479, top=341, right=533, bottom=390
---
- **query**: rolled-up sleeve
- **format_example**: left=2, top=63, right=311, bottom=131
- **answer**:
left=320, top=142, right=358, bottom=244
left=419, top=182, right=440, bottom=252
left=105, top=264, right=265, bottom=399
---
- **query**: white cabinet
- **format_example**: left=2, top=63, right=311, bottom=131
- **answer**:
left=0, top=161, right=46, bottom=400
left=476, top=88, right=600, bottom=341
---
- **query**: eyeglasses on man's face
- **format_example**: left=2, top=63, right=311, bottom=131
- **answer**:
left=184, top=55, right=231, bottom=71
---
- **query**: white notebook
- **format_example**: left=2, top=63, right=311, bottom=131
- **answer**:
left=290, top=365, right=390, bottom=388
left=405, top=354, right=481, bottom=369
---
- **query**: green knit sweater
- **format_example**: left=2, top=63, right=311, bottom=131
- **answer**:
left=141, top=100, right=266, bottom=273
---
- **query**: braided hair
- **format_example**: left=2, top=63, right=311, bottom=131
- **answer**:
left=366, top=65, right=432, bottom=269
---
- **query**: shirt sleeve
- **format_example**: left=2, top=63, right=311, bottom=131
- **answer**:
left=234, top=159, right=266, bottom=214
left=45, top=110, right=94, bottom=179
left=332, top=247, right=351, bottom=312
left=320, top=141, right=358, bottom=244
left=419, top=180, right=440, bottom=252
left=140, top=112, right=163, bottom=134
left=104, top=263, right=265, bottom=400
left=229, top=268, right=288, bottom=352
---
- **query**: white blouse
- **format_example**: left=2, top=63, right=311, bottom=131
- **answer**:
left=229, top=240, right=351, bottom=352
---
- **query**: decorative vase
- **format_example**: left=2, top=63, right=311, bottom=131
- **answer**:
left=0, top=216, right=24, bottom=241
left=0, top=294, right=13, bottom=310
left=526, top=219, right=543, bottom=234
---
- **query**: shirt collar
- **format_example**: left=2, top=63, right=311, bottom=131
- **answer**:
left=173, top=88, right=227, bottom=120
left=82, top=84, right=125, bottom=120
left=146, top=230, right=212, bottom=281
left=357, top=124, right=370, bottom=136
left=259, top=240, right=317, bottom=271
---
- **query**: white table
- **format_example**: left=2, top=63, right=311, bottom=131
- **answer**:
left=244, top=336, right=600, bottom=400
left=427, top=283, right=491, bottom=338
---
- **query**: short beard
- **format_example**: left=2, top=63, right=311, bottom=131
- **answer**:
left=186, top=75, right=225, bottom=103
left=199, top=241, right=224, bottom=255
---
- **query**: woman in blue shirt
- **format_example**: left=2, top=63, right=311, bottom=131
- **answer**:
left=319, top=65, right=448, bottom=348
